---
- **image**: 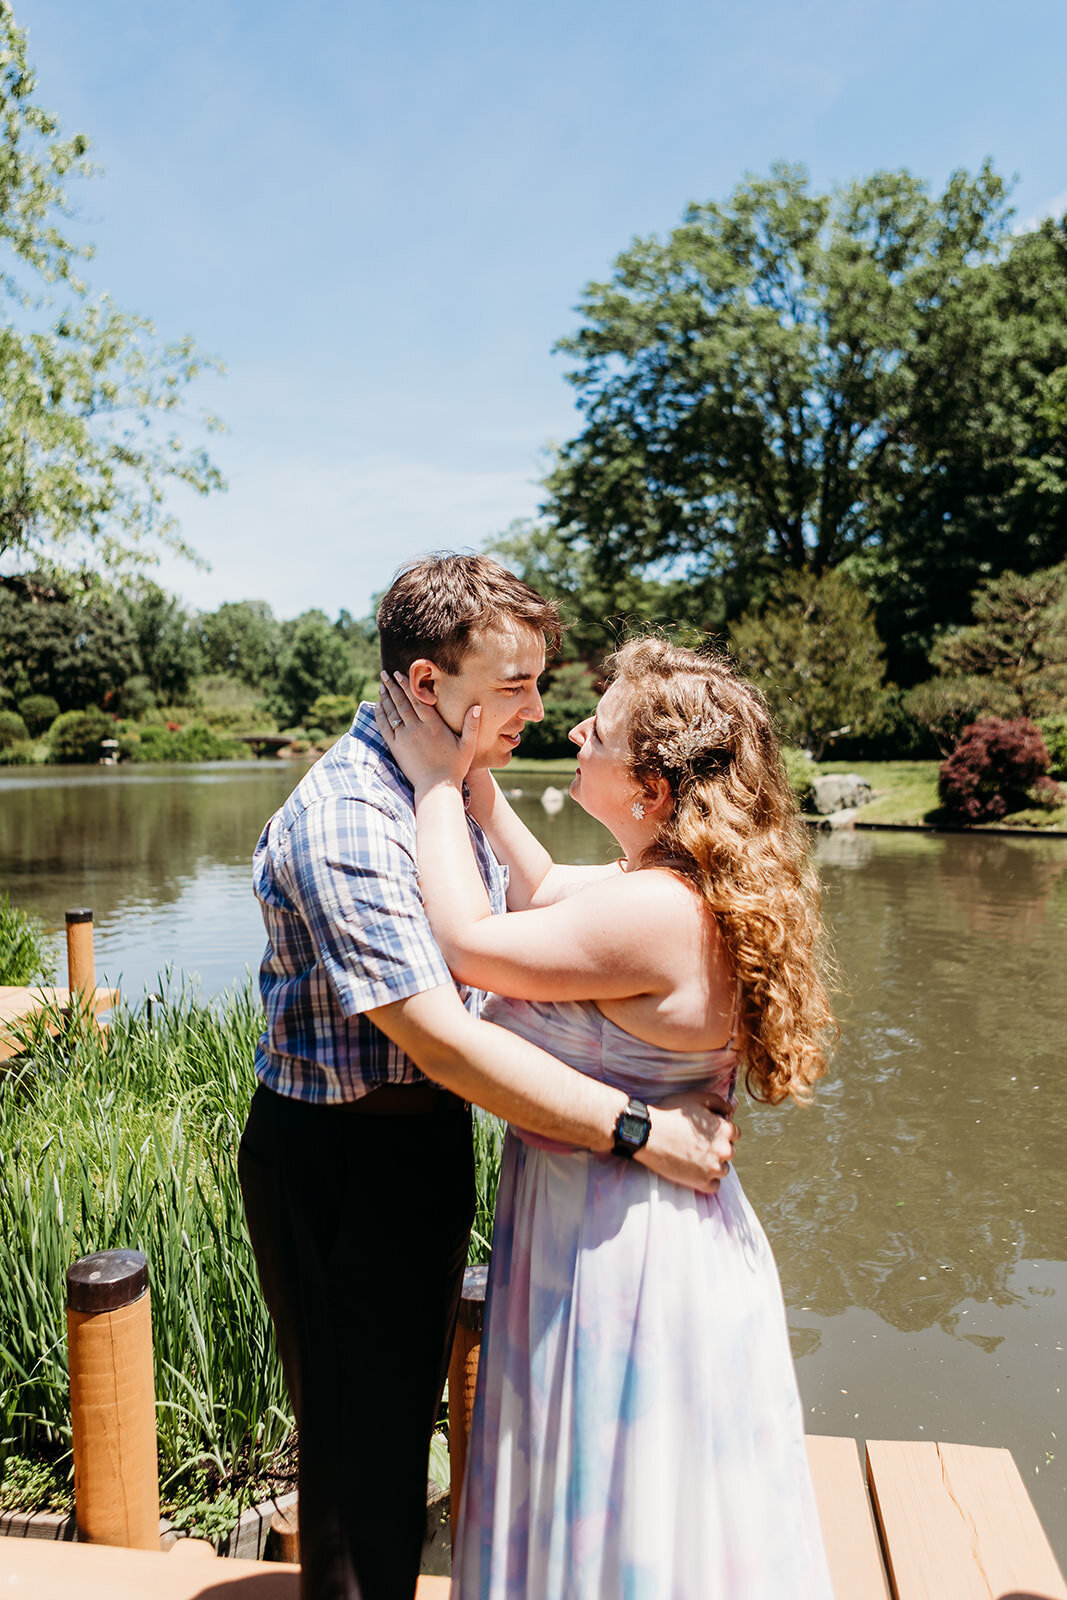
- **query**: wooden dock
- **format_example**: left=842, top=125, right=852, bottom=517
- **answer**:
left=2, top=1432, right=1063, bottom=1597
left=0, top=983, right=119, bottom=1061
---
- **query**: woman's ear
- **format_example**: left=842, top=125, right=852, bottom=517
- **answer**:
left=406, top=658, right=439, bottom=707
left=644, top=775, right=672, bottom=816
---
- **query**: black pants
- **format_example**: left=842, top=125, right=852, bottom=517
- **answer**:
left=238, top=1084, right=475, bottom=1600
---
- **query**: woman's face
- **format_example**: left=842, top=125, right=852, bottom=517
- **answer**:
left=568, top=679, right=640, bottom=827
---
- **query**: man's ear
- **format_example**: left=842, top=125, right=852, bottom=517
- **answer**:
left=406, top=658, right=440, bottom=707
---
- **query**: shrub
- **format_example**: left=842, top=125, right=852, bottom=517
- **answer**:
left=0, top=740, right=37, bottom=766
left=17, top=695, right=59, bottom=736
left=0, top=710, right=29, bottom=749
left=1036, top=714, right=1067, bottom=781
left=126, top=723, right=248, bottom=763
left=115, top=675, right=157, bottom=718
left=47, top=707, right=116, bottom=764
left=0, top=893, right=55, bottom=984
left=306, top=693, right=360, bottom=735
left=904, top=675, right=1021, bottom=756
left=938, top=717, right=1056, bottom=823
left=781, top=746, right=816, bottom=806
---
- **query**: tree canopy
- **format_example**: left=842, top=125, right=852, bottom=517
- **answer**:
left=545, top=162, right=1067, bottom=678
left=0, top=3, right=224, bottom=575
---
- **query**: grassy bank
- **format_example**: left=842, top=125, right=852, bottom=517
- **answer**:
left=812, top=759, right=1067, bottom=829
left=499, top=755, right=1067, bottom=830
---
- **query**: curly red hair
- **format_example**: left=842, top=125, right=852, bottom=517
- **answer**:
left=606, top=636, right=836, bottom=1105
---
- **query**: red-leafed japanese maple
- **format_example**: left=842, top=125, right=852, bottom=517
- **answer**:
left=938, top=717, right=1058, bottom=823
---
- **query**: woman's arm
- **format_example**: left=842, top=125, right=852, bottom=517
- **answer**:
left=466, top=769, right=621, bottom=910
left=411, top=781, right=691, bottom=1001
left=374, top=677, right=687, bottom=1002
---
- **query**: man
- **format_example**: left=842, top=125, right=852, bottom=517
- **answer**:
left=239, top=554, right=737, bottom=1599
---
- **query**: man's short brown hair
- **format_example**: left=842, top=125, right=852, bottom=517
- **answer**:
left=377, top=553, right=561, bottom=676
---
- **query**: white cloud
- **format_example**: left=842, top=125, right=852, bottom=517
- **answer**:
left=1014, top=186, right=1067, bottom=234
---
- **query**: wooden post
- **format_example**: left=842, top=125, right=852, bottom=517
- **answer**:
left=65, top=908, right=95, bottom=1018
left=448, top=1262, right=488, bottom=1548
left=66, top=1250, right=160, bottom=1550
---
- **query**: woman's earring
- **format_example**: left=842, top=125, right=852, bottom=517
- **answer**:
left=631, top=800, right=646, bottom=820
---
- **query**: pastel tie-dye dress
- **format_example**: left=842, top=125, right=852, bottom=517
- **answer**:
left=451, top=996, right=833, bottom=1600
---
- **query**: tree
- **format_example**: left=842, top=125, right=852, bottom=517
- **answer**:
left=274, top=610, right=358, bottom=726
left=0, top=572, right=138, bottom=709
left=198, top=600, right=281, bottom=688
left=927, top=561, right=1067, bottom=718
left=489, top=519, right=716, bottom=664
left=124, top=580, right=203, bottom=702
left=546, top=163, right=1067, bottom=678
left=729, top=567, right=886, bottom=758
left=0, top=5, right=223, bottom=574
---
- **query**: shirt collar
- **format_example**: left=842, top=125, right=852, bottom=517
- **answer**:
left=351, top=701, right=471, bottom=809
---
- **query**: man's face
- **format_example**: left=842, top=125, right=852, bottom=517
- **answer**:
left=429, top=623, right=546, bottom=769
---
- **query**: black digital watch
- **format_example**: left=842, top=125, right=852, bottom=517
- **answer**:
left=612, top=1096, right=652, bottom=1158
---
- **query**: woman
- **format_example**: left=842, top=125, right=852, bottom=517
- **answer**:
left=377, top=636, right=835, bottom=1599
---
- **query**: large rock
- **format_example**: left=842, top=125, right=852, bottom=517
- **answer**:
left=810, top=773, right=873, bottom=815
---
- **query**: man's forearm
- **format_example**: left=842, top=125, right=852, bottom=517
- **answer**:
left=365, top=986, right=736, bottom=1193
left=369, top=988, right=622, bottom=1149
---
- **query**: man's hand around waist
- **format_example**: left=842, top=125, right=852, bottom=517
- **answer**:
left=635, top=1091, right=739, bottom=1194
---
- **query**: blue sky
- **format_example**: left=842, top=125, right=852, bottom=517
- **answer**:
left=16, top=0, right=1067, bottom=620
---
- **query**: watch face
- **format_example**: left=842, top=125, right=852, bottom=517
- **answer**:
left=618, top=1112, right=647, bottom=1145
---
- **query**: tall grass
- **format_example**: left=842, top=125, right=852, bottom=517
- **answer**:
left=0, top=982, right=289, bottom=1504
left=0, top=980, right=506, bottom=1513
left=0, top=894, right=55, bottom=986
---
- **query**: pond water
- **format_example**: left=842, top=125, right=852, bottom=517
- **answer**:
left=2, top=760, right=1065, bottom=1560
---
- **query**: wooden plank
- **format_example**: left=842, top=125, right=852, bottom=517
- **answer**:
left=0, top=1537, right=299, bottom=1597
left=866, top=1439, right=1067, bottom=1600
left=0, top=1537, right=452, bottom=1596
left=0, top=985, right=119, bottom=1061
left=807, top=1435, right=890, bottom=1599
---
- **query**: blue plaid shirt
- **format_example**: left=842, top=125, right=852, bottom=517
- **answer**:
left=253, top=703, right=508, bottom=1103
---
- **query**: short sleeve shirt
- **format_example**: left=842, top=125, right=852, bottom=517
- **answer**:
left=252, top=703, right=508, bottom=1102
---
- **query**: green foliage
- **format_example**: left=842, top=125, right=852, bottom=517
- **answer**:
left=0, top=893, right=54, bottom=985
left=0, top=984, right=506, bottom=1517
left=125, top=723, right=247, bottom=763
left=0, top=709, right=28, bottom=747
left=781, top=747, right=816, bottom=806
left=123, top=582, right=203, bottom=702
left=0, top=577, right=139, bottom=711
left=0, top=984, right=291, bottom=1497
left=1036, top=714, right=1067, bottom=780
left=114, top=674, right=157, bottom=719
left=46, top=705, right=115, bottom=763
left=729, top=568, right=886, bottom=759
left=903, top=674, right=1022, bottom=757
left=0, top=1450, right=71, bottom=1514
left=17, top=693, right=59, bottom=735
left=519, top=698, right=595, bottom=760
left=928, top=560, right=1067, bottom=718
left=489, top=519, right=714, bottom=661
left=197, top=602, right=281, bottom=690
left=306, top=693, right=360, bottom=735
left=0, top=738, right=36, bottom=766
left=273, top=610, right=358, bottom=726
left=545, top=163, right=1067, bottom=680
left=469, top=1113, right=505, bottom=1263
left=0, top=8, right=223, bottom=573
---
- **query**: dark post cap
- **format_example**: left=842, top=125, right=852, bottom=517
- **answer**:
left=65, top=908, right=94, bottom=925
left=67, top=1250, right=148, bottom=1313
left=458, top=1262, right=489, bottom=1331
